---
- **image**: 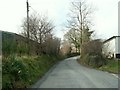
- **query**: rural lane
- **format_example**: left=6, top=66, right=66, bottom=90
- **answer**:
left=32, top=56, right=118, bottom=88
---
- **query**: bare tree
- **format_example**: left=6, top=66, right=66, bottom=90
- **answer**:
left=64, top=28, right=81, bottom=53
left=21, top=14, right=54, bottom=44
left=21, top=13, right=55, bottom=54
left=64, top=26, right=93, bottom=53
left=60, top=40, right=72, bottom=55
left=67, top=0, right=93, bottom=53
left=43, top=34, right=61, bottom=55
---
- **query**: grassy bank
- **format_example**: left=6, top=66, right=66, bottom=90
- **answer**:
left=2, top=55, right=64, bottom=89
left=99, top=59, right=120, bottom=74
left=78, top=57, right=120, bottom=74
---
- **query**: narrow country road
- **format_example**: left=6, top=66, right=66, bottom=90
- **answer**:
left=32, top=56, right=118, bottom=88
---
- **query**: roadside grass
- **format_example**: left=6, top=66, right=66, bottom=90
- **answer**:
left=78, top=57, right=120, bottom=74
left=98, top=59, right=120, bottom=74
left=2, top=55, right=64, bottom=89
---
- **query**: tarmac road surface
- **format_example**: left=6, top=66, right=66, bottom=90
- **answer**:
left=32, top=56, right=118, bottom=88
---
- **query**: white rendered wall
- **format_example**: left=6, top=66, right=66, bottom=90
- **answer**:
left=103, top=39, right=115, bottom=57
left=116, top=37, right=119, bottom=54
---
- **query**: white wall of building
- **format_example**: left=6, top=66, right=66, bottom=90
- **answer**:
left=103, top=39, right=116, bottom=58
left=116, top=37, right=119, bottom=54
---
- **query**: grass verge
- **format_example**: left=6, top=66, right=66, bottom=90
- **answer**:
left=2, top=55, right=64, bottom=89
left=78, top=57, right=120, bottom=74
left=98, top=59, right=120, bottom=74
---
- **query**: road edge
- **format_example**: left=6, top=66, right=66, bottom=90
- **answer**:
left=31, top=60, right=62, bottom=88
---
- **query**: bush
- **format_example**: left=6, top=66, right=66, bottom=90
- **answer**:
left=80, top=54, right=106, bottom=67
left=2, top=55, right=29, bottom=88
left=80, top=54, right=90, bottom=65
left=80, top=40, right=106, bottom=67
left=89, top=55, right=106, bottom=67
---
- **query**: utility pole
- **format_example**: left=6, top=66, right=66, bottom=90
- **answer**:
left=26, top=0, right=30, bottom=55
left=26, top=0, right=29, bottom=39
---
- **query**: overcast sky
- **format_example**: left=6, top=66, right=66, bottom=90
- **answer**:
left=0, top=0, right=119, bottom=40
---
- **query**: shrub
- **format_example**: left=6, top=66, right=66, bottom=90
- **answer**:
left=80, top=54, right=90, bottom=65
left=2, top=55, right=29, bottom=88
left=80, top=39, right=106, bottom=67
left=89, top=55, right=106, bottom=67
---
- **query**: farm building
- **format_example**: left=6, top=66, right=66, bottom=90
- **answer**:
left=103, top=36, right=120, bottom=59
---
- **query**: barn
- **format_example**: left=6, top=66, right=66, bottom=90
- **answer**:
left=103, top=36, right=120, bottom=59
